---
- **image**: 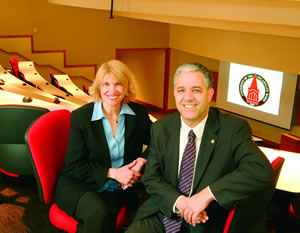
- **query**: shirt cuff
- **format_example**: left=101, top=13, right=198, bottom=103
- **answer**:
left=173, top=195, right=185, bottom=213
left=208, top=186, right=217, bottom=201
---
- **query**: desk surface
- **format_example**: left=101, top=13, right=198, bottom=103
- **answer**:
left=259, top=146, right=300, bottom=193
left=18, top=61, right=87, bottom=106
left=0, top=90, right=68, bottom=111
left=54, top=74, right=93, bottom=103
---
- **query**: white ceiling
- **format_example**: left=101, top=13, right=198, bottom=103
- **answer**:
left=48, top=0, right=300, bottom=38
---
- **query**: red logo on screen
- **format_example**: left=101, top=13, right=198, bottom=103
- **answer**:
left=239, top=73, right=269, bottom=106
left=247, top=73, right=259, bottom=105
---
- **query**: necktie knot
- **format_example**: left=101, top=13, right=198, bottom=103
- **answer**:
left=188, top=130, right=196, bottom=141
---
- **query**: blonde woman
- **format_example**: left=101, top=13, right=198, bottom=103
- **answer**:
left=55, top=60, right=152, bottom=233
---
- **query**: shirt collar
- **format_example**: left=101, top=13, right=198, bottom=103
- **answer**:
left=91, top=101, right=135, bottom=121
left=180, top=115, right=208, bottom=140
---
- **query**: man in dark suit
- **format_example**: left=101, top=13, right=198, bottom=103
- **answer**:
left=125, top=62, right=274, bottom=233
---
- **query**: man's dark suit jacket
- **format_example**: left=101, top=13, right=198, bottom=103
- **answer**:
left=54, top=101, right=152, bottom=216
left=133, top=107, right=274, bottom=233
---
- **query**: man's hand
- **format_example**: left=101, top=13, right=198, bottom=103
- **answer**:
left=176, top=187, right=213, bottom=226
left=130, top=157, right=147, bottom=174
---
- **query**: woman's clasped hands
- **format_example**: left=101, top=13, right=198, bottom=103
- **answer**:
left=108, top=158, right=147, bottom=190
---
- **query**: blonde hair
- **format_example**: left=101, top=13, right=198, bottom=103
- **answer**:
left=89, top=60, right=137, bottom=103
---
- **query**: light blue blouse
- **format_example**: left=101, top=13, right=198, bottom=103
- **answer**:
left=91, top=101, right=135, bottom=192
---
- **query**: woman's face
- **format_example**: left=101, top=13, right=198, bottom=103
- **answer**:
left=100, top=73, right=127, bottom=107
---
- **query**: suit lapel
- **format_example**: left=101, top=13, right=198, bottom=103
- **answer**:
left=91, top=119, right=111, bottom=163
left=165, top=113, right=181, bottom=186
left=192, top=108, right=219, bottom=193
left=124, top=113, right=135, bottom=156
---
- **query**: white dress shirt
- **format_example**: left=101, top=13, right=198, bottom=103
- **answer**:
left=173, top=115, right=216, bottom=212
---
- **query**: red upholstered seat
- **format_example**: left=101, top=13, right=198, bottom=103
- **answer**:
left=223, top=156, right=284, bottom=233
left=82, top=82, right=89, bottom=95
left=290, top=203, right=300, bottom=219
left=279, top=134, right=300, bottom=220
left=9, top=57, right=37, bottom=88
left=49, top=71, right=73, bottom=96
left=222, top=206, right=237, bottom=233
left=50, top=71, right=60, bottom=89
left=9, top=57, right=21, bottom=79
left=26, top=109, right=129, bottom=233
left=49, top=203, right=78, bottom=233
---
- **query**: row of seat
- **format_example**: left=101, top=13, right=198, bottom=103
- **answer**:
left=1, top=65, right=78, bottom=110
left=0, top=56, right=156, bottom=177
left=0, top=58, right=130, bottom=232
left=0, top=57, right=95, bottom=178
left=5, top=57, right=93, bottom=108
left=1, top=57, right=298, bottom=232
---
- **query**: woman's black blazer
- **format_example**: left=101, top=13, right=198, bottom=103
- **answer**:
left=54, top=101, right=152, bottom=216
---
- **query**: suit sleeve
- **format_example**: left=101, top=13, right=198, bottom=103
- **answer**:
left=63, top=111, right=109, bottom=188
left=141, top=123, right=182, bottom=219
left=209, top=119, right=275, bottom=210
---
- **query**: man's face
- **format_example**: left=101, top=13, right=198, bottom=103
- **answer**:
left=174, top=71, right=214, bottom=128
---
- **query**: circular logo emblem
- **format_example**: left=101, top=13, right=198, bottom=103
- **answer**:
left=239, top=73, right=270, bottom=106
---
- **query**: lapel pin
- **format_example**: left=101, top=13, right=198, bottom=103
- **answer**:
left=211, top=139, right=215, bottom=144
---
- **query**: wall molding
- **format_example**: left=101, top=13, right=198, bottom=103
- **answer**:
left=0, top=35, right=97, bottom=83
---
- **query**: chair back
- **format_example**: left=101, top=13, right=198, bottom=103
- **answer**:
left=26, top=109, right=71, bottom=204
left=290, top=197, right=300, bottom=218
left=9, top=57, right=20, bottom=79
left=50, top=71, right=60, bottom=88
left=280, top=133, right=300, bottom=153
left=223, top=156, right=284, bottom=233
left=0, top=105, right=49, bottom=175
left=271, top=156, right=285, bottom=186
left=50, top=71, right=73, bottom=96
left=0, top=105, right=48, bottom=144
left=82, top=82, right=89, bottom=95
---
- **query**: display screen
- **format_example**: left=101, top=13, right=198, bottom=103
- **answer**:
left=216, top=61, right=298, bottom=129
left=227, top=63, right=283, bottom=116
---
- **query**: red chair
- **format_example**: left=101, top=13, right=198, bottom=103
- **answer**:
left=9, top=57, right=37, bottom=88
left=279, top=134, right=300, bottom=219
left=223, top=156, right=285, bottom=233
left=290, top=203, right=300, bottom=219
left=9, top=57, right=21, bottom=79
left=82, top=82, right=90, bottom=95
left=50, top=71, right=73, bottom=96
left=280, top=133, right=300, bottom=153
left=50, top=71, right=60, bottom=89
left=26, top=109, right=129, bottom=233
left=288, top=186, right=300, bottom=220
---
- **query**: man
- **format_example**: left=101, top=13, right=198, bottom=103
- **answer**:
left=125, top=62, right=274, bottom=233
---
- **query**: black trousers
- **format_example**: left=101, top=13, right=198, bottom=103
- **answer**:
left=125, top=212, right=190, bottom=233
left=74, top=190, right=123, bottom=233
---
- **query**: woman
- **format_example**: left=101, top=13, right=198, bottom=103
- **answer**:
left=54, top=60, right=152, bottom=233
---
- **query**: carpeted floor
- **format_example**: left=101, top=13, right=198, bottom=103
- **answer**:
left=1, top=108, right=299, bottom=233
left=0, top=173, right=300, bottom=233
left=0, top=106, right=163, bottom=233
left=0, top=174, right=63, bottom=233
